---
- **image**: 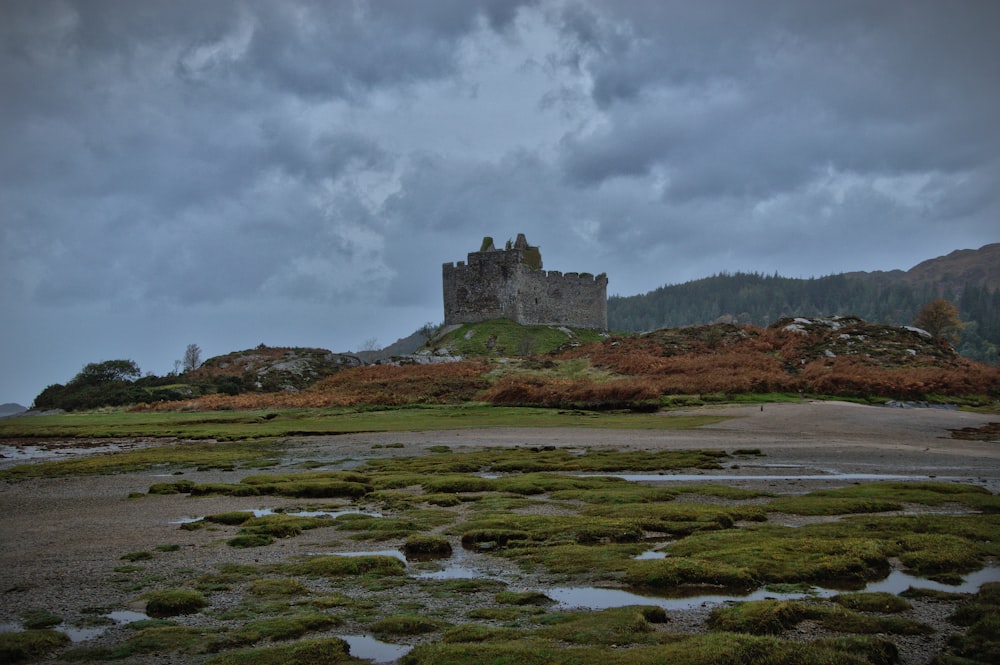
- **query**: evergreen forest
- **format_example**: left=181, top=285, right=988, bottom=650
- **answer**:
left=608, top=272, right=1000, bottom=364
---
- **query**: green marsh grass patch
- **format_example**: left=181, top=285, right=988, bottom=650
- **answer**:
left=225, top=513, right=337, bottom=547
left=765, top=496, right=903, bottom=516
left=369, top=614, right=450, bottom=637
left=830, top=592, right=912, bottom=613
left=148, top=479, right=195, bottom=494
left=193, top=564, right=269, bottom=592
left=183, top=472, right=373, bottom=499
left=895, top=533, right=985, bottom=575
left=665, top=525, right=892, bottom=586
left=120, top=550, right=154, bottom=562
left=664, top=513, right=1000, bottom=586
left=363, top=447, right=730, bottom=476
left=333, top=508, right=456, bottom=541
left=420, top=474, right=496, bottom=494
left=625, top=557, right=757, bottom=591
left=0, top=440, right=280, bottom=480
left=671, top=483, right=771, bottom=500
left=707, top=599, right=932, bottom=636
left=0, top=406, right=729, bottom=453
left=404, top=534, right=453, bottom=557
left=281, top=554, right=405, bottom=577
left=899, top=587, right=968, bottom=601
left=208, top=613, right=342, bottom=650
left=765, top=482, right=1000, bottom=516
left=534, top=606, right=667, bottom=646
left=495, top=591, right=553, bottom=606
left=305, top=593, right=358, bottom=609
left=247, top=578, right=310, bottom=597
left=204, top=511, right=255, bottom=525
left=789, top=481, right=996, bottom=508
left=62, top=625, right=213, bottom=661
left=203, top=637, right=364, bottom=665
left=465, top=495, right=548, bottom=512
left=0, top=629, right=70, bottom=664
left=584, top=502, right=767, bottom=536
left=505, top=542, right=648, bottom=576
left=944, top=582, right=1000, bottom=662
left=442, top=623, right=523, bottom=642
left=453, top=513, right=642, bottom=552
left=19, top=609, right=62, bottom=629
left=548, top=484, right=681, bottom=504
left=493, top=473, right=634, bottom=497
left=402, top=632, right=897, bottom=665
left=143, top=589, right=208, bottom=618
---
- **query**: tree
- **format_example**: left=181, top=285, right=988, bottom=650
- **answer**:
left=183, top=344, right=202, bottom=372
left=418, top=321, right=441, bottom=343
left=70, top=359, right=141, bottom=386
left=914, top=299, right=963, bottom=342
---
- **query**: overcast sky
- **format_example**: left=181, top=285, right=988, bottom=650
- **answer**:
left=2, top=1, right=999, bottom=406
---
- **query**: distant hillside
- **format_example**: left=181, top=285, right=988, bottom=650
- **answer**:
left=0, top=403, right=26, bottom=418
left=609, top=244, right=1000, bottom=364
left=873, top=243, right=1000, bottom=292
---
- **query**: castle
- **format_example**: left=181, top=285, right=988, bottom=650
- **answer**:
left=442, top=233, right=608, bottom=330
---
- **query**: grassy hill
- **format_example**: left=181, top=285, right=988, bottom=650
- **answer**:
left=134, top=317, right=998, bottom=413
left=426, top=319, right=607, bottom=357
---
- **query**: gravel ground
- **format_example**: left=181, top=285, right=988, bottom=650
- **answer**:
left=1, top=400, right=999, bottom=664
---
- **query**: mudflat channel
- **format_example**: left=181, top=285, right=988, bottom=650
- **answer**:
left=1, top=401, right=999, bottom=665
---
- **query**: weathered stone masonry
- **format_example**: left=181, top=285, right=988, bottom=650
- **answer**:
left=442, top=233, right=608, bottom=330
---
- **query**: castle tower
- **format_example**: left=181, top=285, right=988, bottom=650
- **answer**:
left=442, top=234, right=607, bottom=329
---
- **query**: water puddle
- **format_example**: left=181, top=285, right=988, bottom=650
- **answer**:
left=340, top=634, right=411, bottom=662
left=315, top=546, right=510, bottom=582
left=0, top=610, right=151, bottom=643
left=549, top=585, right=805, bottom=611
left=252, top=508, right=382, bottom=519
left=864, top=567, right=1000, bottom=595
left=549, top=565, right=1000, bottom=611
left=0, top=441, right=148, bottom=467
left=318, top=549, right=408, bottom=563
left=414, top=546, right=501, bottom=580
left=170, top=508, right=380, bottom=524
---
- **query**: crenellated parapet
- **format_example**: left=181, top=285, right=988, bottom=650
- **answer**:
left=442, top=233, right=607, bottom=330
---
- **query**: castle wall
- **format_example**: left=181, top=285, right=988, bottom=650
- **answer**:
left=512, top=270, right=608, bottom=329
left=442, top=237, right=607, bottom=330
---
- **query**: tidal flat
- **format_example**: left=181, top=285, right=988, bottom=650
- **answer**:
left=1, top=401, right=999, bottom=664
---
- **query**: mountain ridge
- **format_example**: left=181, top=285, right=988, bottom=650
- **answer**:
left=608, top=243, right=1000, bottom=364
left=844, top=243, right=1000, bottom=293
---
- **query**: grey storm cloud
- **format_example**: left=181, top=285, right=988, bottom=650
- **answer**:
left=1, top=0, right=998, bottom=405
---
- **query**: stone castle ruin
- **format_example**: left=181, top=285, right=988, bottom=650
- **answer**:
left=442, top=233, right=607, bottom=330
